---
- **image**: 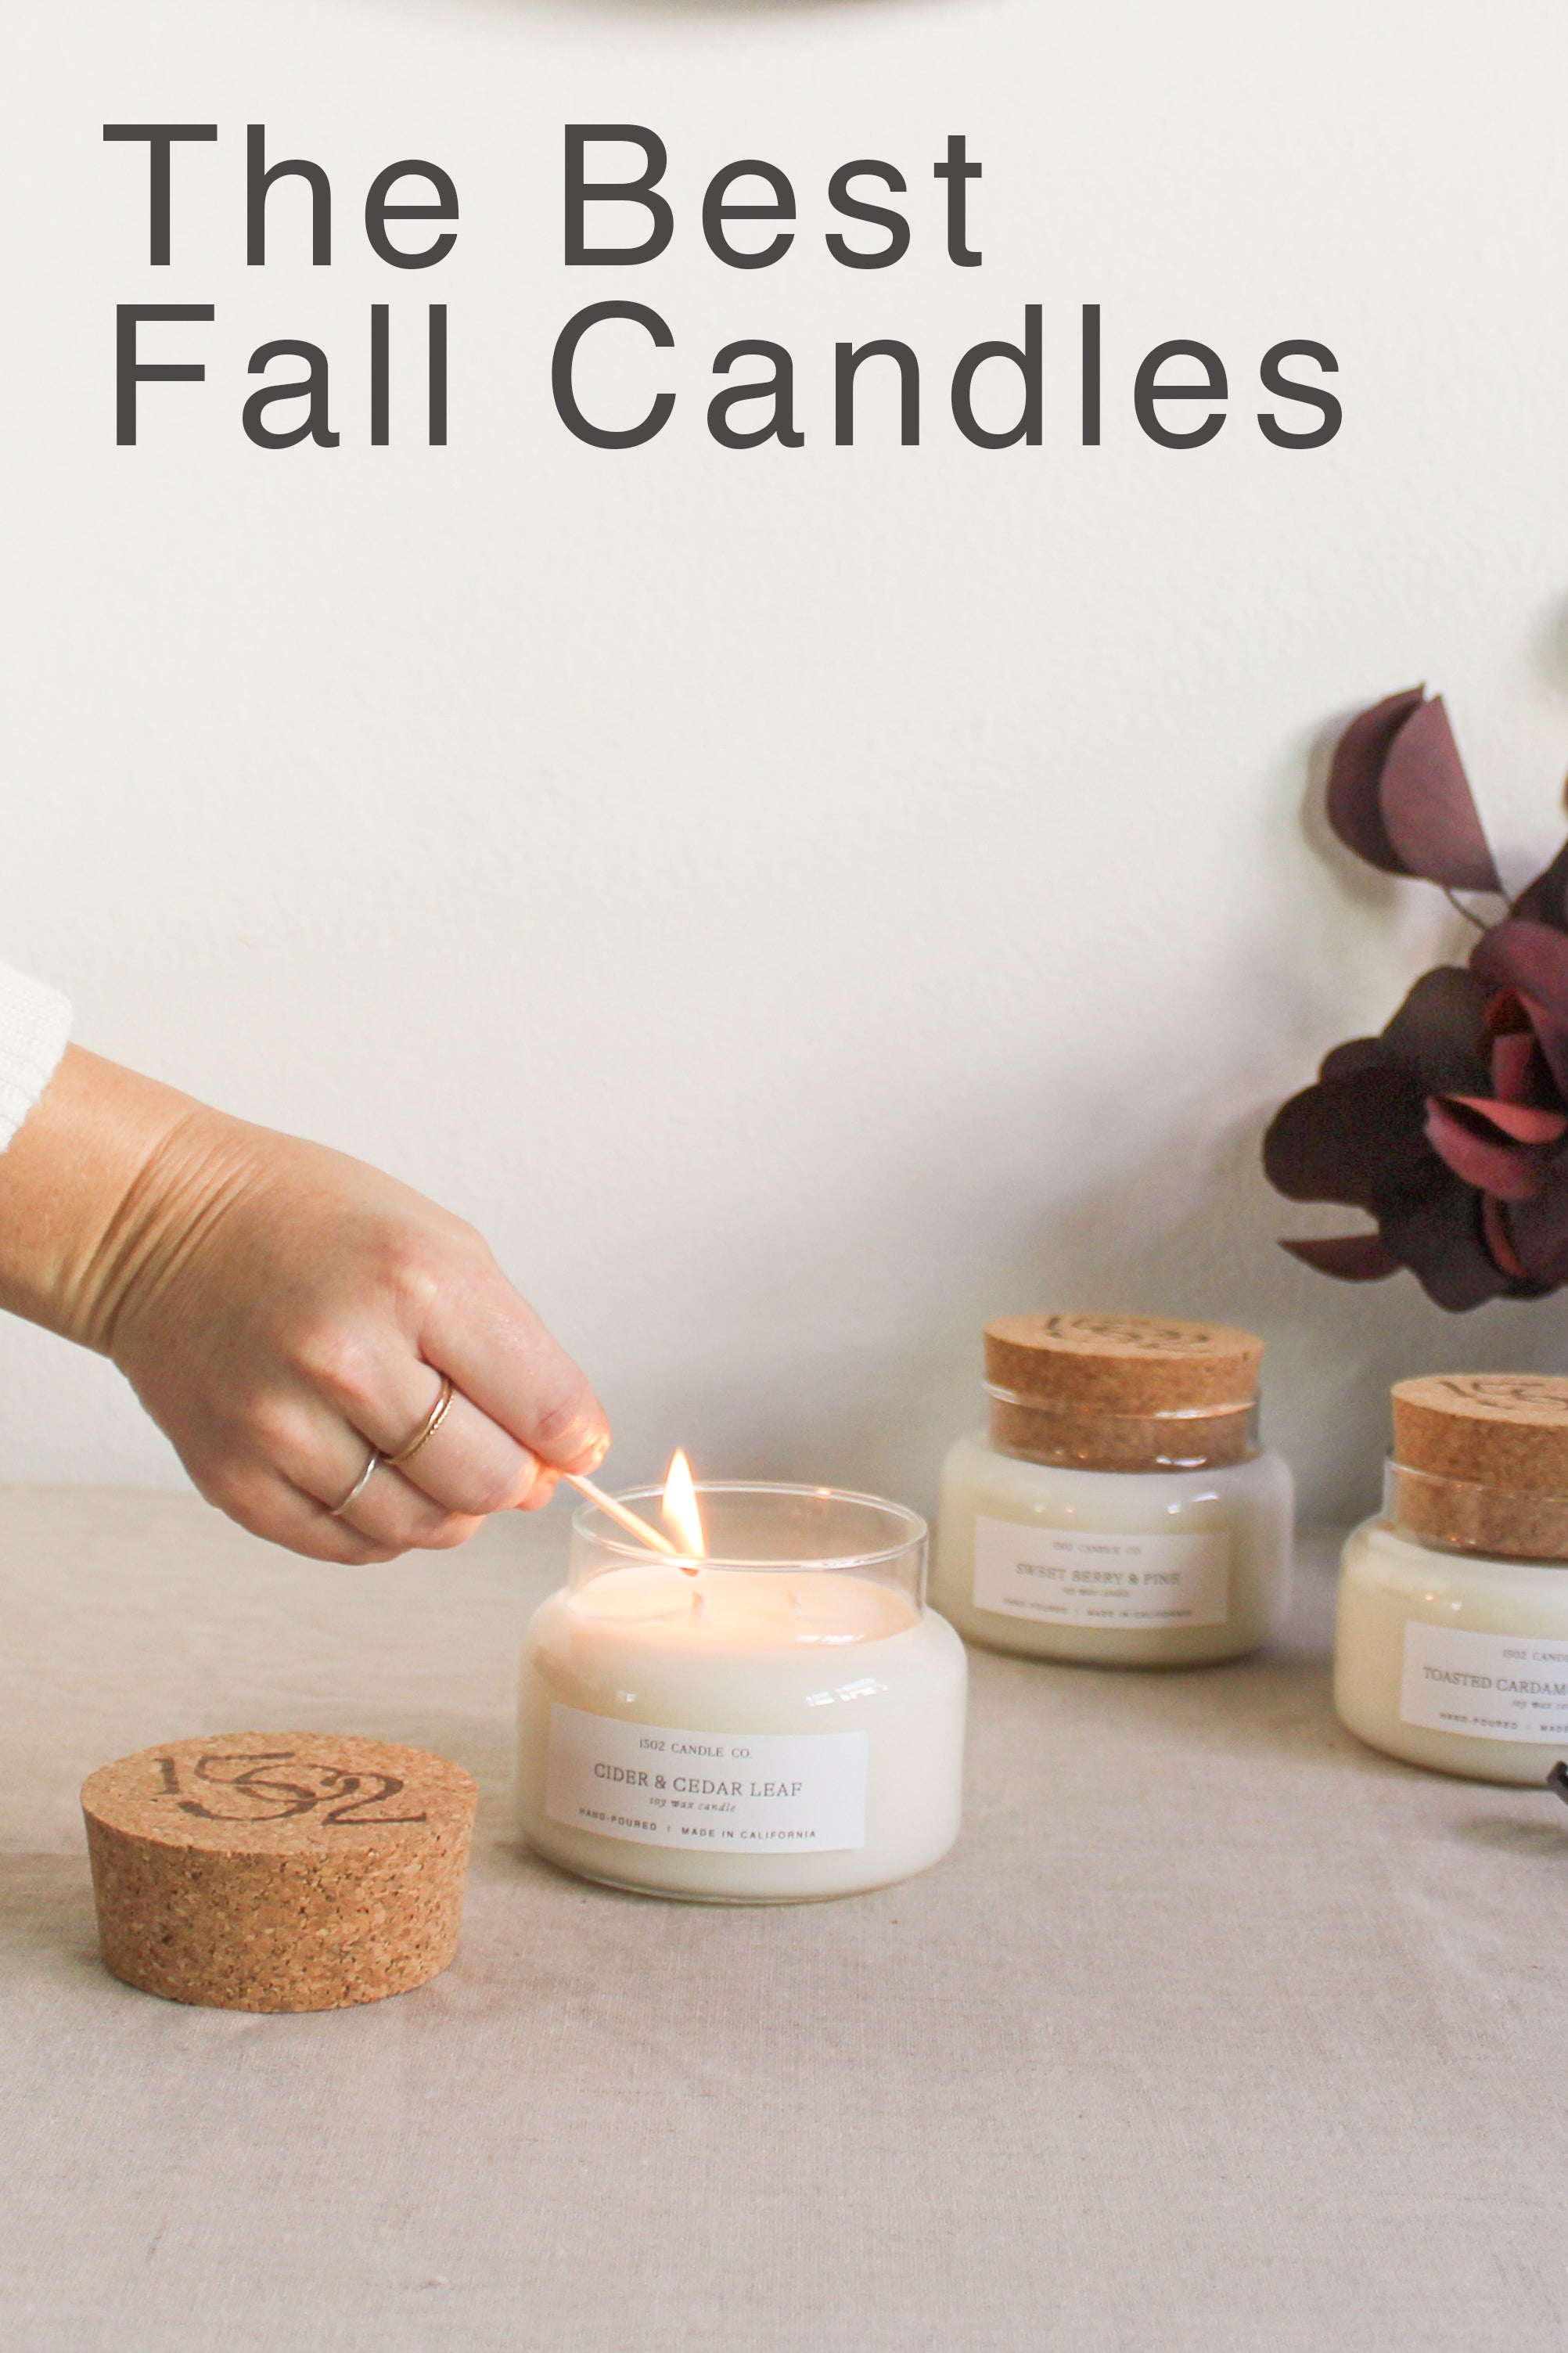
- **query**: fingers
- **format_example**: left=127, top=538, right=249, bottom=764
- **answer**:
left=344, top=1377, right=574, bottom=1531
left=308, top=1297, right=609, bottom=1534
left=196, top=1459, right=410, bottom=1567
left=182, top=1227, right=612, bottom=1558
left=315, top=1373, right=581, bottom=1546
left=420, top=1272, right=610, bottom=1476
left=289, top=1319, right=541, bottom=1515
left=212, top=1347, right=587, bottom=1561
left=332, top=1360, right=544, bottom=1519
left=327, top=1456, right=485, bottom=1555
left=516, top=1466, right=565, bottom=1514
left=306, top=1434, right=484, bottom=1556
left=236, top=1380, right=489, bottom=1556
left=106, top=1116, right=611, bottom=1567
left=383, top=1381, right=538, bottom=1516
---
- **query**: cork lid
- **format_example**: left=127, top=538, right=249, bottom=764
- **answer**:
left=984, top=1312, right=1262, bottom=1412
left=1390, top=1375, right=1568, bottom=1560
left=1393, top=1375, right=1568, bottom=1488
left=982, top=1311, right=1263, bottom=1472
left=82, top=1732, right=473, bottom=1854
left=82, top=1732, right=477, bottom=2013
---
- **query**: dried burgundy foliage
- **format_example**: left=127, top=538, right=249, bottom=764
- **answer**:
left=1264, top=687, right=1568, bottom=1309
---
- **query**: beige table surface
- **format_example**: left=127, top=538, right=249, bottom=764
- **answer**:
left=2, top=1487, right=1566, bottom=2353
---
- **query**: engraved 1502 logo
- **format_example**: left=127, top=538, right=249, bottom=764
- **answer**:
left=1045, top=1314, right=1216, bottom=1353
left=151, top=1750, right=428, bottom=1826
left=1433, top=1376, right=1568, bottom=1418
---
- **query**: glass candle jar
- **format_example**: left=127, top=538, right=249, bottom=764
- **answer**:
left=1336, top=1373, right=1568, bottom=1784
left=932, top=1312, right=1293, bottom=1666
left=516, top=1483, right=966, bottom=1902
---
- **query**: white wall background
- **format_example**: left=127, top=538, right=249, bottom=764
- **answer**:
left=7, top=0, right=1568, bottom=1525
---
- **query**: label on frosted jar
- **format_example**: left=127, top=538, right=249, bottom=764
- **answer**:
left=545, top=1705, right=869, bottom=1851
left=972, top=1518, right=1230, bottom=1628
left=1400, top=1622, right=1568, bottom=1742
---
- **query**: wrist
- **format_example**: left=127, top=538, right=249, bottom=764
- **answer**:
left=0, top=1045, right=210, bottom=1351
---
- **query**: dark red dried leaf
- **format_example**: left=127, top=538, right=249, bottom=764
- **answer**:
left=1472, top=919, right=1568, bottom=1009
left=1448, top=1096, right=1567, bottom=1144
left=1376, top=1171, right=1512, bottom=1311
left=1494, top=1157, right=1568, bottom=1290
left=1489, top=1027, right=1552, bottom=1106
left=1271, top=679, right=1568, bottom=1305
left=1511, top=837, right=1568, bottom=935
left=1318, top=1037, right=1387, bottom=1081
left=1379, top=696, right=1501, bottom=894
left=1471, top=921, right=1568, bottom=1099
left=1481, top=1197, right=1535, bottom=1283
left=1280, top=1233, right=1401, bottom=1281
left=1424, top=1099, right=1548, bottom=1200
left=1262, top=1065, right=1429, bottom=1207
left=1486, top=990, right=1534, bottom=1036
left=1378, top=966, right=1493, bottom=1096
left=1325, top=688, right=1424, bottom=873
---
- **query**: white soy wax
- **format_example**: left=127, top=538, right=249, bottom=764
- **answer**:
left=935, top=1434, right=1291, bottom=1668
left=1336, top=1516, right=1568, bottom=1785
left=931, top=1312, right=1293, bottom=1668
left=1336, top=1374, right=1568, bottom=1785
left=516, top=1484, right=966, bottom=1902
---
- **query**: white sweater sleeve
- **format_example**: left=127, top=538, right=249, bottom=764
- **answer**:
left=0, top=962, right=70, bottom=1153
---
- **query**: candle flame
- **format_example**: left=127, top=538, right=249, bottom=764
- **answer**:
left=660, top=1449, right=707, bottom=1563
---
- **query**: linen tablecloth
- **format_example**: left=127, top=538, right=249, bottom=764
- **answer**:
left=1, top=1488, right=1564, bottom=2352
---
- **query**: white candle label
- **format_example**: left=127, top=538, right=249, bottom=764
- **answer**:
left=545, top=1706, right=869, bottom=1852
left=1400, top=1622, right=1568, bottom=1742
left=972, top=1518, right=1230, bottom=1628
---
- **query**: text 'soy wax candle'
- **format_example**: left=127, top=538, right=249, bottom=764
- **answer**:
left=932, top=1312, right=1293, bottom=1667
left=1338, top=1374, right=1568, bottom=1784
left=516, top=1475, right=966, bottom=1902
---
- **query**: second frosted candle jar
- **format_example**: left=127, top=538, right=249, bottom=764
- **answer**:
left=516, top=1484, right=966, bottom=1902
left=933, top=1312, right=1293, bottom=1666
left=1336, top=1375, right=1568, bottom=1784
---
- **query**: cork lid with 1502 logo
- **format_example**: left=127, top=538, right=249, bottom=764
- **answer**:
left=81, top=1732, right=477, bottom=2013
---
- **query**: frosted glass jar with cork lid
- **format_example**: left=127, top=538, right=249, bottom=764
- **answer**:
left=932, top=1312, right=1293, bottom=1667
left=1337, top=1374, right=1568, bottom=1784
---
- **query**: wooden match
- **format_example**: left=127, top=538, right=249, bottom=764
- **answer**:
left=561, top=1471, right=696, bottom=1568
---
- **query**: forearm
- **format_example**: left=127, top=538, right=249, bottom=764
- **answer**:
left=0, top=1036, right=608, bottom=1564
left=0, top=1045, right=203, bottom=1351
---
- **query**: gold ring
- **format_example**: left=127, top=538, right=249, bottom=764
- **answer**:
left=387, top=1375, right=455, bottom=1470
left=329, top=1448, right=382, bottom=1518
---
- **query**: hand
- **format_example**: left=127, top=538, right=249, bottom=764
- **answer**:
left=0, top=1049, right=609, bottom=1563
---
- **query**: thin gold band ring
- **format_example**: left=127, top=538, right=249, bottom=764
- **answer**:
left=387, top=1375, right=456, bottom=1470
